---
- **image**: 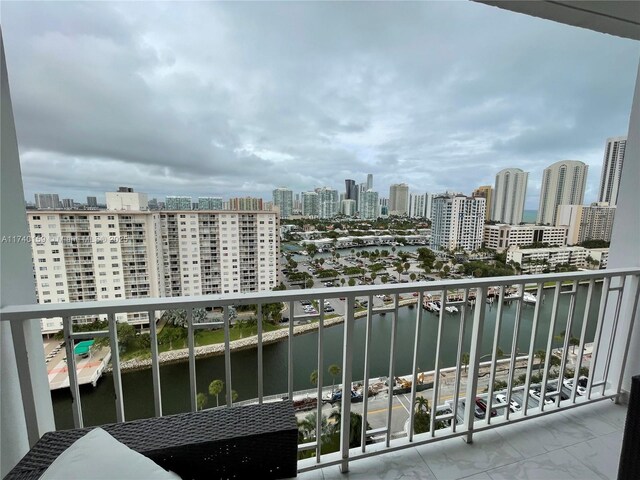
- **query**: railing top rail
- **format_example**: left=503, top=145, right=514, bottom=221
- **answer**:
left=2, top=267, right=639, bottom=321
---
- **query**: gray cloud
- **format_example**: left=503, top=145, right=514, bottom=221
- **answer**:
left=2, top=1, right=637, bottom=208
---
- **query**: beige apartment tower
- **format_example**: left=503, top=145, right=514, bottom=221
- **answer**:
left=537, top=160, right=588, bottom=225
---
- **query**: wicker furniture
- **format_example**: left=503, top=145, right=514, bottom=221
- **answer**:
left=618, top=375, right=638, bottom=480
left=5, top=401, right=298, bottom=480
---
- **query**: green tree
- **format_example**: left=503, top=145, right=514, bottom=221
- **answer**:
left=340, top=278, right=346, bottom=286
left=328, top=410, right=369, bottom=448
left=370, top=272, right=377, bottom=283
left=209, top=379, right=224, bottom=407
left=348, top=278, right=356, bottom=287
left=535, top=350, right=546, bottom=374
left=306, top=279, right=315, bottom=289
left=328, top=364, right=341, bottom=394
left=569, top=336, right=580, bottom=354
left=461, top=352, right=470, bottom=372
left=410, top=273, right=416, bottom=281
left=196, top=393, right=208, bottom=411
left=310, top=369, right=318, bottom=386
left=395, top=263, right=404, bottom=280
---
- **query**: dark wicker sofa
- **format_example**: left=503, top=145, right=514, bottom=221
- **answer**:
left=4, top=401, right=298, bottom=480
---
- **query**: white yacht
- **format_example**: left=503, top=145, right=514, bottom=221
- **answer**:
left=523, top=292, right=537, bottom=304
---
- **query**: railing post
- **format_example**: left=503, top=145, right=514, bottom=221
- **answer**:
left=107, top=313, right=125, bottom=422
left=62, top=316, right=83, bottom=428
left=464, top=286, right=486, bottom=444
left=187, top=308, right=197, bottom=412
left=339, top=296, right=355, bottom=473
left=147, top=309, right=162, bottom=417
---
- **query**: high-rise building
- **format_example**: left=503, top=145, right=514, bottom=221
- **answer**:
left=164, top=196, right=192, bottom=211
left=61, top=198, right=74, bottom=209
left=148, top=198, right=159, bottom=210
left=294, top=193, right=302, bottom=213
left=34, top=193, right=60, bottom=209
left=360, top=190, right=379, bottom=220
left=409, top=193, right=429, bottom=218
left=228, top=197, right=263, bottom=211
left=27, top=208, right=279, bottom=334
left=430, top=194, right=485, bottom=252
left=86, top=196, right=98, bottom=208
left=472, top=186, right=493, bottom=222
left=272, top=188, right=293, bottom=219
left=556, top=203, right=616, bottom=245
left=598, top=136, right=626, bottom=206
left=537, top=160, right=588, bottom=225
left=316, top=187, right=339, bottom=219
left=356, top=183, right=367, bottom=213
left=302, top=192, right=319, bottom=217
left=198, top=197, right=223, bottom=210
left=366, top=174, right=373, bottom=191
left=341, top=199, right=356, bottom=216
left=389, top=183, right=409, bottom=216
left=345, top=179, right=356, bottom=200
left=492, top=169, right=528, bottom=224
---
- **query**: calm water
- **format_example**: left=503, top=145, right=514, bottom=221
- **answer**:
left=522, top=209, right=537, bottom=223
left=52, top=283, right=600, bottom=429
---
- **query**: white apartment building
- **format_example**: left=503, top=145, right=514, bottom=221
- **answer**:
left=472, top=186, right=493, bottom=221
left=272, top=188, right=293, bottom=219
left=198, top=197, right=223, bottom=210
left=430, top=194, right=485, bottom=252
left=316, top=187, right=339, bottom=219
left=507, top=246, right=609, bottom=274
left=409, top=193, right=434, bottom=219
left=34, top=193, right=61, bottom=209
left=106, top=190, right=148, bottom=211
left=483, top=224, right=567, bottom=252
left=302, top=192, right=319, bottom=217
left=537, top=160, right=588, bottom=225
left=389, top=183, right=409, bottom=216
left=492, top=168, right=528, bottom=224
left=341, top=199, right=356, bottom=216
left=360, top=190, right=379, bottom=220
left=28, top=210, right=279, bottom=334
left=598, top=136, right=626, bottom=206
left=165, top=196, right=192, bottom=211
left=556, top=203, right=617, bottom=245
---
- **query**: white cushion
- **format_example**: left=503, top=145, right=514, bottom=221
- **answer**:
left=40, top=427, right=180, bottom=479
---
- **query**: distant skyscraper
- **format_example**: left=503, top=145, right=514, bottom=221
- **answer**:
left=272, top=188, right=293, bottom=218
left=165, top=196, right=192, bottom=210
left=345, top=179, right=356, bottom=200
left=360, top=190, right=379, bottom=220
left=366, top=174, right=373, bottom=190
left=34, top=193, right=60, bottom=209
left=430, top=194, right=485, bottom=252
left=409, top=193, right=429, bottom=218
left=492, top=169, right=528, bottom=224
left=379, top=197, right=388, bottom=217
left=341, top=199, right=356, bottom=216
left=316, top=187, right=339, bottom=219
left=537, top=160, right=588, bottom=225
left=598, top=136, right=626, bottom=206
left=198, top=197, right=223, bottom=210
left=228, top=197, right=263, bottom=211
left=61, top=198, right=74, bottom=209
left=86, top=196, right=98, bottom=207
left=389, top=183, right=409, bottom=216
left=556, top=202, right=616, bottom=245
left=356, top=183, right=367, bottom=213
left=302, top=192, right=319, bottom=217
left=472, top=186, right=494, bottom=222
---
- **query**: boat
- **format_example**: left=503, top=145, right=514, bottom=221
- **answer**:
left=523, top=292, right=537, bottom=304
left=445, top=305, right=458, bottom=313
left=424, top=301, right=440, bottom=312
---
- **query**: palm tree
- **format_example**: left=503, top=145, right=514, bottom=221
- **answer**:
left=415, top=396, right=429, bottom=413
left=328, top=410, right=369, bottom=448
left=395, top=263, right=403, bottom=280
left=310, top=369, right=318, bottom=386
left=569, top=336, right=580, bottom=354
left=196, top=392, right=208, bottom=411
left=328, top=364, right=341, bottom=394
left=209, top=379, right=224, bottom=407
left=461, top=352, right=470, bottom=372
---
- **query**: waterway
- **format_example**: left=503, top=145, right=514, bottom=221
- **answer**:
left=51, top=282, right=601, bottom=429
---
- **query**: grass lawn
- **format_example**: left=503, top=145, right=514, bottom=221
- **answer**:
left=119, top=322, right=286, bottom=361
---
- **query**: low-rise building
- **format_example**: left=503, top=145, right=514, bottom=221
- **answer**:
left=506, top=246, right=609, bottom=274
left=483, top=224, right=567, bottom=252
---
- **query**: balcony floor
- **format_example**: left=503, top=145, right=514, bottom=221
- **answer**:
left=297, top=400, right=627, bottom=480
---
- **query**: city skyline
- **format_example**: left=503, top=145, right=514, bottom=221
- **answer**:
left=3, top=2, right=637, bottom=208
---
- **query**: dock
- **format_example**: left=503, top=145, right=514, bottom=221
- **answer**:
left=44, top=339, right=110, bottom=390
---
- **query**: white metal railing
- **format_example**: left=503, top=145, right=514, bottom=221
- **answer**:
left=2, top=267, right=639, bottom=473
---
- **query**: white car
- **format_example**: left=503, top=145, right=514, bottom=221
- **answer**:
left=563, top=378, right=587, bottom=396
left=529, top=388, right=553, bottom=405
left=495, top=394, right=521, bottom=412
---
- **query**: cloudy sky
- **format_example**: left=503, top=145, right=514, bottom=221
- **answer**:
left=2, top=1, right=638, bottom=209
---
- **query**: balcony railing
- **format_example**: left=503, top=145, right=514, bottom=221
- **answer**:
left=1, top=267, right=639, bottom=474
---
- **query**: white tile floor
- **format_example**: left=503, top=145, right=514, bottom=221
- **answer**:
left=296, top=400, right=627, bottom=480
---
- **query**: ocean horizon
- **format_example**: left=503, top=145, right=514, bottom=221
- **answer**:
left=522, top=209, right=537, bottom=223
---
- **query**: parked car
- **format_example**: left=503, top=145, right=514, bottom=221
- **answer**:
left=529, top=388, right=554, bottom=405
left=461, top=399, right=485, bottom=419
left=495, top=394, right=521, bottom=412
left=475, top=397, right=497, bottom=417
left=326, top=389, right=363, bottom=403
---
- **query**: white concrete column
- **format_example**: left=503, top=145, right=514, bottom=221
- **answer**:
left=1, top=30, right=55, bottom=476
left=603, top=60, right=640, bottom=398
